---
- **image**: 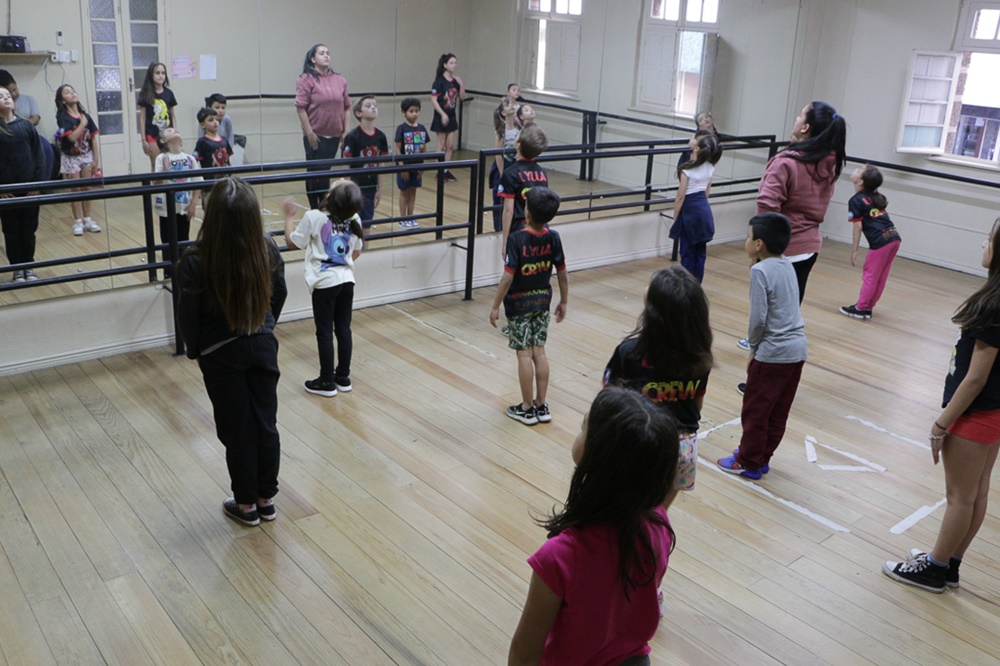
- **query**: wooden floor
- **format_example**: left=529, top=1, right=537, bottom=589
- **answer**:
left=1, top=151, right=646, bottom=306
left=2, top=240, right=999, bottom=665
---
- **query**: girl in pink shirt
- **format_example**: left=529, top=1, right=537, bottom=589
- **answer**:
left=508, top=387, right=679, bottom=666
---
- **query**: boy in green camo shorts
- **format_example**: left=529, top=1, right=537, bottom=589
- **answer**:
left=489, top=187, right=569, bottom=426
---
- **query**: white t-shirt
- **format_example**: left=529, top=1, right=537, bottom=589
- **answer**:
left=289, top=209, right=363, bottom=292
left=682, top=161, right=714, bottom=194
left=154, top=151, right=202, bottom=217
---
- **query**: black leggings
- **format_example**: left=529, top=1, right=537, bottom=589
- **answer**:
left=312, top=282, right=355, bottom=383
left=303, top=135, right=341, bottom=210
left=0, top=201, right=39, bottom=266
left=791, top=253, right=818, bottom=304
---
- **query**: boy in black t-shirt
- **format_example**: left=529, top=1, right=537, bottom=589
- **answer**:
left=490, top=187, right=568, bottom=425
left=193, top=107, right=233, bottom=201
left=394, top=97, right=429, bottom=229
left=498, top=124, right=549, bottom=260
left=343, top=95, right=389, bottom=226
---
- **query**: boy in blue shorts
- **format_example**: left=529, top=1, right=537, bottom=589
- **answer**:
left=489, top=186, right=569, bottom=425
left=394, top=97, right=429, bottom=229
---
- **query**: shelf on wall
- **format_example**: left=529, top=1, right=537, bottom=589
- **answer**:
left=0, top=52, right=55, bottom=65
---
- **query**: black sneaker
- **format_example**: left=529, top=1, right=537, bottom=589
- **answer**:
left=882, top=554, right=947, bottom=593
left=507, top=403, right=538, bottom=425
left=444, top=170, right=458, bottom=182
left=839, top=304, right=872, bottom=320
left=534, top=402, right=552, bottom=423
left=909, top=549, right=960, bottom=588
left=223, top=498, right=260, bottom=526
left=335, top=379, right=352, bottom=393
left=257, top=502, right=277, bottom=522
left=304, top=378, right=338, bottom=397
left=737, top=382, right=746, bottom=396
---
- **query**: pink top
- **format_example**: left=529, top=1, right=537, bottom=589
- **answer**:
left=295, top=70, right=351, bottom=138
left=528, top=507, right=672, bottom=666
left=756, top=151, right=838, bottom=256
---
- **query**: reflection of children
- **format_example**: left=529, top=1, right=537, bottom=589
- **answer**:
left=342, top=96, right=389, bottom=227
left=0, top=85, right=45, bottom=282
left=194, top=107, right=233, bottom=170
left=137, top=62, right=177, bottom=170
left=604, top=266, right=713, bottom=508
left=55, top=84, right=102, bottom=237
left=490, top=187, right=567, bottom=425
left=498, top=124, right=548, bottom=259
left=430, top=53, right=465, bottom=181
left=198, top=93, right=234, bottom=149
left=669, top=132, right=720, bottom=282
left=840, top=165, right=901, bottom=320
left=394, top=97, right=429, bottom=229
left=508, top=386, right=678, bottom=665
left=283, top=180, right=364, bottom=398
left=718, top=213, right=807, bottom=479
left=154, top=128, right=202, bottom=277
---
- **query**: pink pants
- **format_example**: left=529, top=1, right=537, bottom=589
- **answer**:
left=857, top=241, right=900, bottom=311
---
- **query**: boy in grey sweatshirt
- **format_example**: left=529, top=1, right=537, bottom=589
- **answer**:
left=718, top=212, right=807, bottom=479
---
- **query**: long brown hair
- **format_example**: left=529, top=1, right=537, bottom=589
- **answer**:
left=954, top=218, right=1000, bottom=331
left=196, top=177, right=273, bottom=334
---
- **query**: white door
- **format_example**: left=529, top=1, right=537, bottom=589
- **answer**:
left=84, top=0, right=164, bottom=176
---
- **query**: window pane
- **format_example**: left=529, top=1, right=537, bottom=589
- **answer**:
left=132, top=45, right=159, bottom=68
left=665, top=0, right=680, bottom=21
left=95, top=67, right=121, bottom=90
left=92, top=44, right=118, bottom=66
left=972, top=9, right=1000, bottom=40
left=97, top=90, right=122, bottom=112
left=703, top=0, right=719, bottom=23
left=98, top=112, right=124, bottom=135
left=90, top=0, right=114, bottom=19
left=650, top=0, right=663, bottom=19
left=130, top=23, right=158, bottom=44
left=529, top=0, right=540, bottom=10
left=902, top=125, right=942, bottom=147
left=129, top=0, right=157, bottom=21
left=687, top=0, right=702, bottom=22
left=134, top=68, right=148, bottom=90
left=540, top=0, right=551, bottom=12
left=914, top=54, right=955, bottom=78
left=555, top=0, right=568, bottom=13
left=569, top=0, right=581, bottom=15
left=91, top=20, right=116, bottom=43
left=905, top=102, right=946, bottom=125
left=910, top=78, right=951, bottom=102
left=678, top=31, right=705, bottom=72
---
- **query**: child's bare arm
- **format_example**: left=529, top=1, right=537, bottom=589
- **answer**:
left=850, top=223, right=862, bottom=267
left=501, top=198, right=515, bottom=259
left=281, top=196, right=301, bottom=250
left=508, top=573, right=561, bottom=666
left=554, top=268, right=568, bottom=323
left=490, top=271, right=515, bottom=328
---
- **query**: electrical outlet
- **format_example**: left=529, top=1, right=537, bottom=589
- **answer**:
left=58, top=50, right=70, bottom=63
left=71, top=50, right=79, bottom=62
left=50, top=52, right=58, bottom=62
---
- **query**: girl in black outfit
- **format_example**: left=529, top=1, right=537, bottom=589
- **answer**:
left=0, top=85, right=45, bottom=282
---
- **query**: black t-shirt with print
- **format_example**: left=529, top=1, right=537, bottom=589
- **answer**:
left=342, top=126, right=389, bottom=189
left=56, top=110, right=100, bottom=156
left=943, top=325, right=1000, bottom=413
left=193, top=136, right=233, bottom=169
left=503, top=226, right=565, bottom=318
left=140, top=88, right=177, bottom=139
left=603, top=337, right=709, bottom=432
left=498, top=159, right=548, bottom=232
left=848, top=191, right=900, bottom=250
left=431, top=76, right=461, bottom=112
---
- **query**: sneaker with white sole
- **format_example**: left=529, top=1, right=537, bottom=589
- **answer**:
left=507, top=403, right=538, bottom=425
left=737, top=338, right=751, bottom=351
left=11, top=270, right=25, bottom=283
left=304, top=377, right=338, bottom=397
left=257, top=502, right=277, bottom=522
left=335, top=379, right=352, bottom=392
left=839, top=304, right=872, bottom=319
left=882, top=553, right=947, bottom=593
left=737, top=382, right=746, bottom=396
left=222, top=498, right=260, bottom=526
left=73, top=220, right=85, bottom=236
left=83, top=219, right=102, bottom=233
left=534, top=402, right=552, bottom=423
left=908, top=548, right=960, bottom=588
left=23, top=269, right=38, bottom=281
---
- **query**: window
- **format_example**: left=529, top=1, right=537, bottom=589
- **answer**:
left=635, top=0, right=719, bottom=115
left=897, top=4, right=1000, bottom=163
left=522, top=0, right=583, bottom=93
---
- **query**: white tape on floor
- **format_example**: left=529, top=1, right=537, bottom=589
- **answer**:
left=817, top=465, right=874, bottom=472
left=890, top=499, right=947, bottom=534
left=845, top=415, right=931, bottom=451
left=697, top=417, right=742, bottom=440
left=804, top=437, right=817, bottom=462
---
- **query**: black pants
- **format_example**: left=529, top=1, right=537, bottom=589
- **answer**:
left=159, top=214, right=191, bottom=278
left=303, top=136, right=341, bottom=210
left=312, top=282, right=354, bottom=383
left=199, top=334, right=281, bottom=505
left=1, top=201, right=40, bottom=266
left=791, top=253, right=818, bottom=305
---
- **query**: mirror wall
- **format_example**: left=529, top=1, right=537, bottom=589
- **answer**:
left=3, top=0, right=804, bottom=305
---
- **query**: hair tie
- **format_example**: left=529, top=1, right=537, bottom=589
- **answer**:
left=832, top=113, right=839, bottom=119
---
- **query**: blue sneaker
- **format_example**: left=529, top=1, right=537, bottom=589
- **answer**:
left=717, top=456, right=762, bottom=480
left=733, top=449, right=769, bottom=474
left=737, top=338, right=751, bottom=351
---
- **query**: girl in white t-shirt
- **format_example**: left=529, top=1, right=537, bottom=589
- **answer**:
left=283, top=179, right=364, bottom=397
left=669, top=132, right=721, bottom=283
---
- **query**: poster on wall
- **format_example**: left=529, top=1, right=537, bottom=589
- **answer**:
left=200, top=55, right=217, bottom=80
left=172, top=56, right=197, bottom=79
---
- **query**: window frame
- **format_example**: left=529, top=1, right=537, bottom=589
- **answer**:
left=520, top=0, right=584, bottom=95
left=955, top=1, right=1000, bottom=52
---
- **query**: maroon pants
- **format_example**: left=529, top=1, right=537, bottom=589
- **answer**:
left=737, top=359, right=804, bottom=470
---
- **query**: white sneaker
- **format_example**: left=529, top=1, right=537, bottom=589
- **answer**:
left=73, top=220, right=84, bottom=236
left=23, top=269, right=38, bottom=281
left=83, top=219, right=102, bottom=233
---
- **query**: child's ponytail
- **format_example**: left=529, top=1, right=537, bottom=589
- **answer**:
left=859, top=165, right=888, bottom=210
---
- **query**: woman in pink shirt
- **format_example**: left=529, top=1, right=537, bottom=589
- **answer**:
left=508, top=387, right=678, bottom=666
left=756, top=101, right=846, bottom=303
left=296, top=44, right=351, bottom=209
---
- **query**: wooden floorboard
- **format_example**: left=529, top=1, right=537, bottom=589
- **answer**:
left=1, top=240, right=999, bottom=664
